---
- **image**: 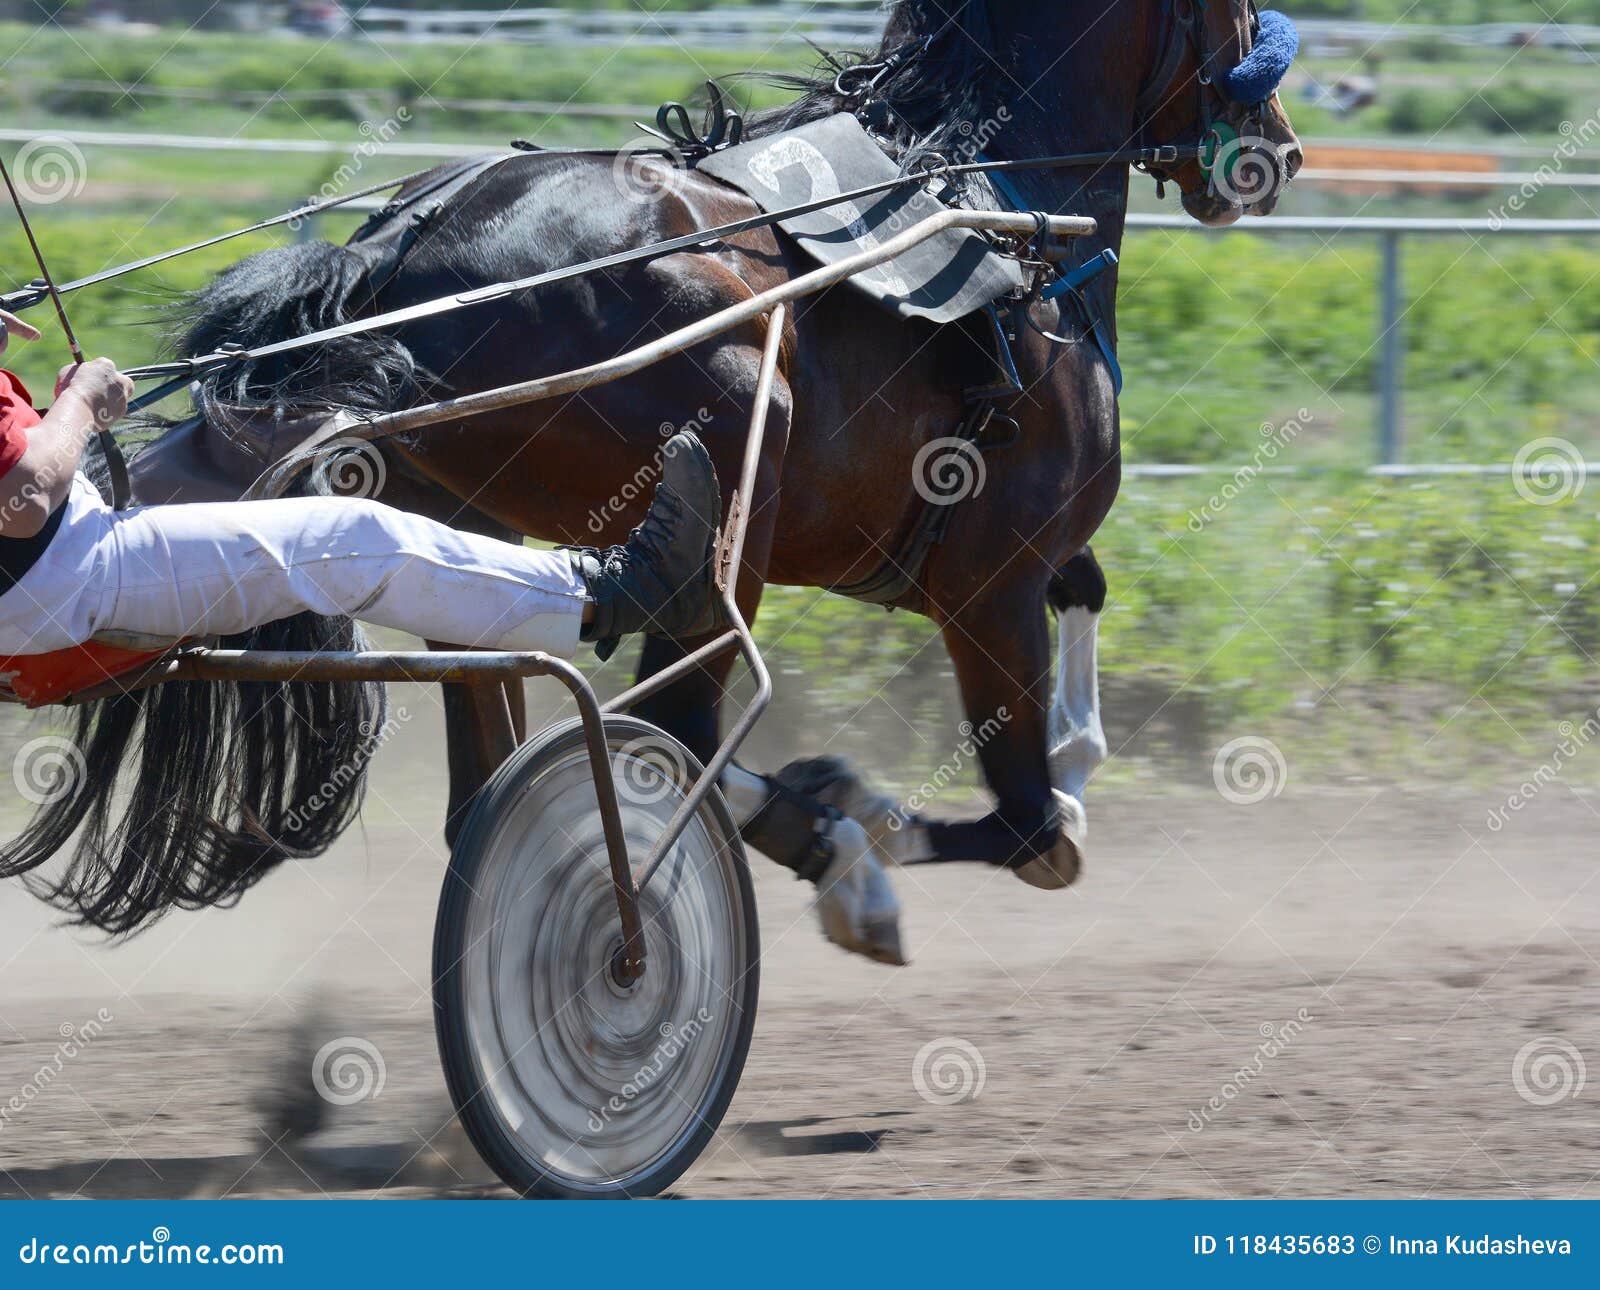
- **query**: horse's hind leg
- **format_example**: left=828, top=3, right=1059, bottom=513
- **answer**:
left=371, top=465, right=529, bottom=848
left=634, top=635, right=722, bottom=765
left=625, top=336, right=906, bottom=965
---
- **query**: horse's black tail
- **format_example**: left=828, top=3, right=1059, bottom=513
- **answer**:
left=0, top=612, right=386, bottom=936
left=174, top=238, right=422, bottom=424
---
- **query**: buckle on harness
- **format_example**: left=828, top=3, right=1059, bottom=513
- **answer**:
left=1035, top=249, right=1124, bottom=396
left=1041, top=248, right=1120, bottom=303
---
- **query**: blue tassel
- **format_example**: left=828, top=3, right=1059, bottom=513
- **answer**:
left=1224, top=10, right=1300, bottom=106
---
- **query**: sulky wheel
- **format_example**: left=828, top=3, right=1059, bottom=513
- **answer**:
left=432, top=714, right=759, bottom=1199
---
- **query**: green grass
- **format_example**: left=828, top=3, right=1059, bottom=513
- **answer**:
left=0, top=21, right=799, bottom=135
left=1117, top=232, right=1600, bottom=467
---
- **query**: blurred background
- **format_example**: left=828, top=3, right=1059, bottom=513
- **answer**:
left=3, top=0, right=1597, bottom=793
left=0, top=2, right=1595, bottom=1200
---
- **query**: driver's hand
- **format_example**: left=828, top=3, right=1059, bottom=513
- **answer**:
left=0, top=308, right=42, bottom=358
left=54, top=357, right=134, bottom=428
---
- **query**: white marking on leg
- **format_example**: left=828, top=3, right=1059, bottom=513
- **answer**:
left=718, top=764, right=770, bottom=828
left=815, top=817, right=907, bottom=965
left=1048, top=606, right=1107, bottom=804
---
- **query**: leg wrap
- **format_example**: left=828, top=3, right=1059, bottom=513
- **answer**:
left=926, top=795, right=1065, bottom=868
left=740, top=781, right=840, bottom=883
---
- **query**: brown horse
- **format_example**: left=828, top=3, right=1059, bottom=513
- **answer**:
left=128, top=0, right=1299, bottom=942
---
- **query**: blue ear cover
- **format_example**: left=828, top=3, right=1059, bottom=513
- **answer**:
left=1224, top=10, right=1299, bottom=105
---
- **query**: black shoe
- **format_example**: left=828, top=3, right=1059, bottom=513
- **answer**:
left=569, top=431, right=725, bottom=660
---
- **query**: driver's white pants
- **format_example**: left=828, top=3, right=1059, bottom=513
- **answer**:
left=0, top=475, right=586, bottom=657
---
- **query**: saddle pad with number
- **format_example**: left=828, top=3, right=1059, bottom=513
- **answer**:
left=698, top=114, right=1023, bottom=326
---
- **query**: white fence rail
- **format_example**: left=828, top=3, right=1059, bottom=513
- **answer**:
left=6, top=127, right=1598, bottom=192
left=352, top=2, right=886, bottom=47
left=345, top=7, right=1600, bottom=52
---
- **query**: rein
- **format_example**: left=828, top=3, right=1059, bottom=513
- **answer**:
left=0, top=167, right=439, bottom=315
left=118, top=144, right=1199, bottom=390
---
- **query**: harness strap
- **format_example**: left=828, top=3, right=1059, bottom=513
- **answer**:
left=981, top=164, right=1125, bottom=396
left=1135, top=0, right=1199, bottom=122
left=350, top=152, right=519, bottom=245
left=1041, top=250, right=1124, bottom=396
left=349, top=152, right=523, bottom=316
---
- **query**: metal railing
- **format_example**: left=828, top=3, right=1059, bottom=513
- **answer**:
left=1125, top=214, right=1600, bottom=465
left=351, top=1, right=886, bottom=47
left=8, top=127, right=1599, bottom=193
left=337, top=9, right=1600, bottom=53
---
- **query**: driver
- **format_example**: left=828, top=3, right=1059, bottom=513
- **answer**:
left=0, top=309, right=723, bottom=664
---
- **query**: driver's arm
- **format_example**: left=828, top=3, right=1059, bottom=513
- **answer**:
left=0, top=310, right=133, bottom=538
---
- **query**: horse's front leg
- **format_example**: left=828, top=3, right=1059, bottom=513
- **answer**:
left=789, top=568, right=1088, bottom=889
left=635, top=621, right=907, bottom=967
left=925, top=573, right=1085, bottom=887
left=1046, top=547, right=1109, bottom=812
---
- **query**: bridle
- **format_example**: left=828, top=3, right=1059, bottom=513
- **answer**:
left=1134, top=0, right=1265, bottom=199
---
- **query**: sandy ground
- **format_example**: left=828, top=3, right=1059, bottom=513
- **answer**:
left=0, top=700, right=1596, bottom=1200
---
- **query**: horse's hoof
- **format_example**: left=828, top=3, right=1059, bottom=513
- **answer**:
left=815, top=833, right=908, bottom=967
left=1012, top=791, right=1086, bottom=891
left=858, top=916, right=908, bottom=967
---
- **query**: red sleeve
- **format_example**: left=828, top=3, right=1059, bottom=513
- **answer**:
left=0, top=370, right=42, bottom=480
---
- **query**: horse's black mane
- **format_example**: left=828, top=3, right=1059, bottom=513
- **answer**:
left=746, top=0, right=1003, bottom=167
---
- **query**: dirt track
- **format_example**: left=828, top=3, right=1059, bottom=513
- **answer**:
left=1, top=702, right=1596, bottom=1200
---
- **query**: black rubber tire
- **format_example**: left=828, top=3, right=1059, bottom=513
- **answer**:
left=432, top=715, right=759, bottom=1199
